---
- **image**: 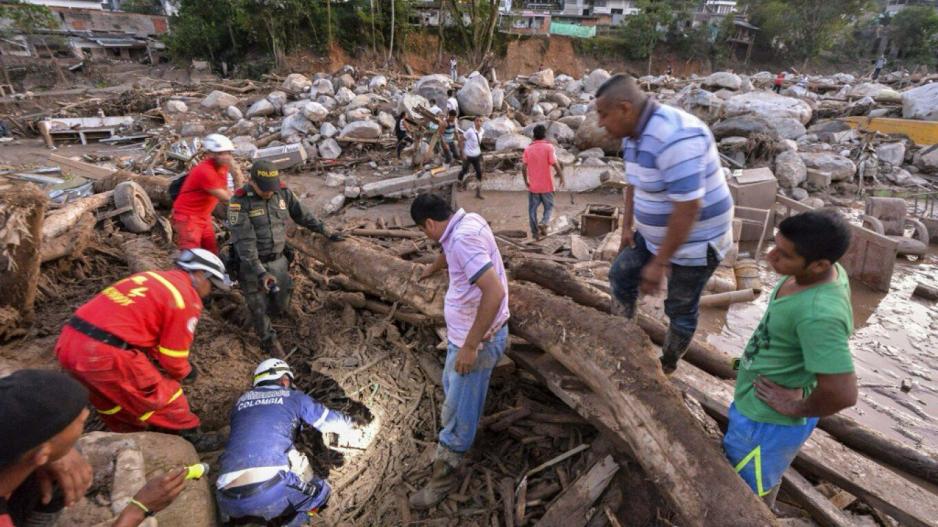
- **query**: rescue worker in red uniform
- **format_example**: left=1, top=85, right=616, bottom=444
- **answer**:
left=171, top=134, right=244, bottom=254
left=55, top=249, right=232, bottom=438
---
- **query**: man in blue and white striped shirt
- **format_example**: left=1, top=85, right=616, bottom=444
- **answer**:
left=596, top=74, right=734, bottom=374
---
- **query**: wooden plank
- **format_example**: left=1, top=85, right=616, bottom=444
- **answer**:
left=49, top=153, right=117, bottom=180
left=673, top=365, right=938, bottom=527
left=538, top=455, right=620, bottom=527
left=781, top=469, right=854, bottom=527
left=841, top=116, right=938, bottom=146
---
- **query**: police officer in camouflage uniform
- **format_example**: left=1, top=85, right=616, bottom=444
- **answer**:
left=228, top=160, right=343, bottom=357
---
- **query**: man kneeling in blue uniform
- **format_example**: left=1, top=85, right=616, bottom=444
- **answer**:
left=215, top=359, right=363, bottom=526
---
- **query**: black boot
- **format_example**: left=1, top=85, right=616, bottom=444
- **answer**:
left=660, top=327, right=694, bottom=375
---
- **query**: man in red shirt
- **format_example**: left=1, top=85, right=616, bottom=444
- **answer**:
left=521, top=124, right=565, bottom=239
left=56, top=249, right=232, bottom=436
left=774, top=71, right=785, bottom=94
left=171, top=134, right=244, bottom=254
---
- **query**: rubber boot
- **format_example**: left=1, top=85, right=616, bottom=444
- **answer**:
left=475, top=184, right=484, bottom=200
left=660, top=327, right=693, bottom=375
left=409, top=459, right=459, bottom=510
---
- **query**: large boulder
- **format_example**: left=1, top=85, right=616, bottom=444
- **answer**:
left=281, top=112, right=313, bottom=139
left=482, top=116, right=518, bottom=141
left=340, top=120, right=382, bottom=140
left=231, top=135, right=257, bottom=158
left=876, top=142, right=906, bottom=166
left=703, top=72, right=742, bottom=91
left=334, top=87, right=355, bottom=106
left=457, top=73, right=493, bottom=116
left=416, top=74, right=452, bottom=107
left=201, top=90, right=239, bottom=109
left=711, top=115, right=778, bottom=140
left=282, top=73, right=312, bottom=92
left=311, top=78, right=335, bottom=97
left=225, top=105, right=243, bottom=121
left=320, top=122, right=338, bottom=138
left=345, top=107, right=372, bottom=122
left=495, top=133, right=532, bottom=152
left=333, top=73, right=356, bottom=91
left=913, top=144, right=938, bottom=173
left=377, top=111, right=396, bottom=130
left=848, top=82, right=901, bottom=103
left=319, top=138, right=342, bottom=159
left=347, top=94, right=373, bottom=110
left=574, top=110, right=621, bottom=154
left=302, top=102, right=329, bottom=122
left=774, top=150, right=808, bottom=188
left=799, top=152, right=857, bottom=182
left=266, top=90, right=288, bottom=111
left=492, top=87, right=505, bottom=111
left=398, top=93, right=430, bottom=119
left=548, top=121, right=575, bottom=144
left=773, top=118, right=807, bottom=140
left=723, top=92, right=813, bottom=124
left=583, top=69, right=611, bottom=94
left=675, top=87, right=724, bottom=124
left=529, top=69, right=555, bottom=88
left=369, top=75, right=388, bottom=91
left=902, top=82, right=938, bottom=121
left=558, top=115, right=586, bottom=129
left=246, top=98, right=276, bottom=118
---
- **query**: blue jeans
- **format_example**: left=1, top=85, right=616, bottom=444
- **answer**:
left=216, top=471, right=331, bottom=527
left=528, top=192, right=554, bottom=235
left=608, top=232, right=719, bottom=337
left=724, top=403, right=818, bottom=496
left=439, top=324, right=508, bottom=454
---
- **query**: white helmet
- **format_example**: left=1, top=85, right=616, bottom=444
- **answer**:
left=176, top=248, right=232, bottom=290
left=253, top=358, right=294, bottom=387
left=202, top=133, right=235, bottom=153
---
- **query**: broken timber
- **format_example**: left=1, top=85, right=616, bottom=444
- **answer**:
left=537, top=455, right=619, bottom=527
left=359, top=166, right=461, bottom=198
left=296, top=235, right=778, bottom=525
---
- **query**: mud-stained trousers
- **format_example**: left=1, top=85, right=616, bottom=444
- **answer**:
left=239, top=255, right=292, bottom=347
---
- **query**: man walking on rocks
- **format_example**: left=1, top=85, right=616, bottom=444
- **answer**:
left=522, top=124, right=565, bottom=239
left=725, top=209, right=857, bottom=506
left=597, top=74, right=733, bottom=374
left=458, top=117, right=485, bottom=199
left=409, top=193, right=509, bottom=509
left=228, top=160, right=344, bottom=358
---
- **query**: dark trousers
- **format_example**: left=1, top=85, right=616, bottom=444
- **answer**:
left=773, top=84, right=781, bottom=94
left=443, top=141, right=460, bottom=164
left=608, top=232, right=720, bottom=338
left=872, top=67, right=882, bottom=81
left=458, top=155, right=483, bottom=182
left=396, top=135, right=413, bottom=159
left=239, top=255, right=292, bottom=344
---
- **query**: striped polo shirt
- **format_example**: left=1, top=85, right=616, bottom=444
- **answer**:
left=622, top=100, right=734, bottom=266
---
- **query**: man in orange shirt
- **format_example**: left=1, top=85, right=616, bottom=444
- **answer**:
left=171, top=134, right=244, bottom=254
left=521, top=124, right=564, bottom=240
left=56, top=249, right=232, bottom=438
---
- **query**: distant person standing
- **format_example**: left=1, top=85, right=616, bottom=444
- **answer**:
left=872, top=55, right=885, bottom=81
left=441, top=110, right=460, bottom=165
left=773, top=71, right=785, bottom=94
left=666, top=61, right=673, bottom=77
left=522, top=124, right=565, bottom=239
left=395, top=112, right=413, bottom=160
left=446, top=89, right=459, bottom=115
left=458, top=117, right=485, bottom=200
left=449, top=55, right=458, bottom=82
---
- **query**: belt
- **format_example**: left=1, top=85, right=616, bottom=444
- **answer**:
left=258, top=253, right=282, bottom=263
left=218, top=472, right=285, bottom=499
left=68, top=316, right=132, bottom=350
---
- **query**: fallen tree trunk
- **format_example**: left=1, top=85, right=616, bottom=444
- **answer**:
left=0, top=182, right=46, bottom=323
left=509, top=257, right=737, bottom=379
left=42, top=192, right=111, bottom=241
left=509, top=258, right=938, bottom=487
left=94, top=171, right=171, bottom=209
left=120, top=236, right=171, bottom=273
left=41, top=212, right=95, bottom=263
left=321, top=291, right=433, bottom=326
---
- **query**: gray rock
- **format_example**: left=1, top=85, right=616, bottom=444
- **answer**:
left=179, top=122, right=205, bottom=137
left=265, top=90, right=287, bottom=111
left=282, top=73, right=312, bottom=92
left=529, top=69, right=555, bottom=88
left=803, top=197, right=826, bottom=209
left=324, top=172, right=345, bottom=188
left=323, top=194, right=346, bottom=215
left=723, top=92, right=813, bottom=124
left=201, top=90, right=239, bottom=109
left=281, top=112, right=313, bottom=138
left=805, top=169, right=832, bottom=191
left=333, top=73, right=356, bottom=91
left=564, top=79, right=583, bottom=94
left=876, top=142, right=906, bottom=166
left=711, top=115, right=778, bottom=140
left=790, top=187, right=809, bottom=201
left=226, top=105, right=244, bottom=121
left=457, top=73, right=493, bottom=116
left=344, top=186, right=361, bottom=199
left=231, top=136, right=256, bottom=158
left=555, top=147, right=576, bottom=165
left=675, top=87, right=723, bottom=124
left=316, top=95, right=337, bottom=111
left=416, top=74, right=452, bottom=107
left=913, top=144, right=938, bottom=173
left=311, top=78, right=335, bottom=97
left=846, top=96, right=875, bottom=116
left=347, top=94, right=373, bottom=110
left=800, top=152, right=856, bottom=182
left=558, top=115, right=585, bottom=129
left=583, top=69, right=611, bottom=94
left=377, top=111, right=395, bottom=130
left=548, top=121, right=575, bottom=144
left=227, top=119, right=256, bottom=136
left=482, top=116, right=518, bottom=141
left=340, top=120, right=382, bottom=140
left=568, top=103, right=590, bottom=116
left=320, top=122, right=338, bottom=138
left=703, top=72, right=742, bottom=91
left=848, top=82, right=901, bottom=103
left=774, top=150, right=807, bottom=188
left=345, top=107, right=371, bottom=122
left=578, top=147, right=605, bottom=159
left=902, top=82, right=938, bottom=121
left=398, top=93, right=430, bottom=119
left=496, top=133, right=532, bottom=151
left=369, top=75, right=387, bottom=91
left=574, top=110, right=621, bottom=154
left=773, top=118, right=807, bottom=140
left=492, top=88, right=505, bottom=111
left=302, top=102, right=329, bottom=122
left=549, top=92, right=572, bottom=107
left=246, top=98, right=275, bottom=118
left=164, top=100, right=188, bottom=114
left=319, top=138, right=342, bottom=160
left=334, top=87, right=355, bottom=106
left=884, top=167, right=916, bottom=186
left=281, top=101, right=305, bottom=117
left=537, top=101, right=558, bottom=115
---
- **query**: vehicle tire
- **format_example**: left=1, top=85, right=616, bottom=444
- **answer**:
left=114, top=181, right=157, bottom=233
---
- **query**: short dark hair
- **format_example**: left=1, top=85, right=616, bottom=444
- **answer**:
left=447, top=89, right=454, bottom=96
left=778, top=209, right=852, bottom=265
left=411, top=193, right=453, bottom=226
left=533, top=124, right=547, bottom=140
left=448, top=109, right=457, bottom=117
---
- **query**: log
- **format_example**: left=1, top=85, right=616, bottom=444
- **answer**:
left=322, top=291, right=433, bottom=326
left=509, top=257, right=737, bottom=379
left=42, top=191, right=111, bottom=241
left=350, top=229, right=423, bottom=239
left=781, top=468, right=854, bottom=527
left=698, top=288, right=757, bottom=308
left=538, top=455, right=620, bottom=527
left=912, top=282, right=938, bottom=301
left=0, top=182, right=46, bottom=322
left=120, top=236, right=171, bottom=273
left=507, top=283, right=778, bottom=526
left=41, top=212, right=95, bottom=263
left=673, top=365, right=938, bottom=527
left=94, top=171, right=171, bottom=209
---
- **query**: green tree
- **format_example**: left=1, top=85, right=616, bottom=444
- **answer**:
left=622, top=0, right=689, bottom=74
left=890, top=5, right=938, bottom=67
left=121, top=0, right=164, bottom=15
left=744, top=0, right=873, bottom=67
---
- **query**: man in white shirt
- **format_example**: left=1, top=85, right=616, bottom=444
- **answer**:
left=449, top=56, right=458, bottom=82
left=458, top=116, right=485, bottom=199
left=446, top=89, right=459, bottom=115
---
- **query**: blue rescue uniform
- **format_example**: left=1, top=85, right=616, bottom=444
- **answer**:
left=215, top=385, right=355, bottom=527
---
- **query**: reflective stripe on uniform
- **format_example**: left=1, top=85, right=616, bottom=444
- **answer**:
left=136, top=389, right=186, bottom=422
left=144, top=271, right=185, bottom=309
left=97, top=404, right=122, bottom=415
left=733, top=445, right=769, bottom=496
left=158, top=345, right=190, bottom=358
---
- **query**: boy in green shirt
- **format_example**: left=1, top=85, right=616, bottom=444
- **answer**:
left=724, top=209, right=858, bottom=506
